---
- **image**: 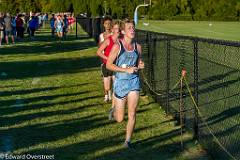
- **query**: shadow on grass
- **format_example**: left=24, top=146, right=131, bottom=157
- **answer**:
left=17, top=115, right=124, bottom=153
left=0, top=113, right=112, bottom=152
left=0, top=36, right=96, bottom=55
left=0, top=96, right=197, bottom=160
left=0, top=93, right=103, bottom=126
left=0, top=32, right=101, bottom=80
left=198, top=121, right=240, bottom=160
left=203, top=105, right=240, bottom=127
left=0, top=83, right=91, bottom=98
left=0, top=85, right=19, bottom=89
left=0, top=56, right=100, bottom=80
left=17, top=127, right=191, bottom=160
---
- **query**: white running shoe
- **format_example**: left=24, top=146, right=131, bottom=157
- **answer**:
left=108, top=91, right=112, bottom=101
left=104, top=95, right=109, bottom=102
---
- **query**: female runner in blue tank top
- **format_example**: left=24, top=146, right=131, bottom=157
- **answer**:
left=54, top=15, right=64, bottom=39
left=106, top=19, right=145, bottom=149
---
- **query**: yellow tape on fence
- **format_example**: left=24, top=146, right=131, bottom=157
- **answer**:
left=141, top=68, right=236, bottom=159
left=183, top=76, right=237, bottom=160
left=140, top=70, right=182, bottom=96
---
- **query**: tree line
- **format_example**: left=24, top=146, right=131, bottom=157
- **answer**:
left=0, top=0, right=240, bottom=20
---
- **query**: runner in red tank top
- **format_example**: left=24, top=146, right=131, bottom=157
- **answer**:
left=102, top=36, right=114, bottom=64
left=97, top=20, right=121, bottom=107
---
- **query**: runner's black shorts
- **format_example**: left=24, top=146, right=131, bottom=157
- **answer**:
left=101, top=63, right=113, bottom=77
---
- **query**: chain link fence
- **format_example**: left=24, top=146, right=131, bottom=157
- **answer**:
left=76, top=17, right=103, bottom=42
left=136, top=30, right=240, bottom=160
left=76, top=17, right=240, bottom=160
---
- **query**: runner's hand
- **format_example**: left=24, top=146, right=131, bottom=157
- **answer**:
left=125, top=67, right=138, bottom=74
left=138, top=60, right=145, bottom=69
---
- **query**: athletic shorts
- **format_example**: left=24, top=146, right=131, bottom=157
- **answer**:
left=113, top=76, right=140, bottom=99
left=56, top=27, right=63, bottom=32
left=63, top=27, right=68, bottom=33
left=12, top=28, right=16, bottom=36
left=101, top=63, right=113, bottom=77
left=5, top=30, right=12, bottom=36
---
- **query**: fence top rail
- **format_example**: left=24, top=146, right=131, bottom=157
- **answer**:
left=136, top=29, right=240, bottom=47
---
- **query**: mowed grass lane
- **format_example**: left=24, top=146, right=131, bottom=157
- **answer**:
left=137, top=20, right=240, bottom=41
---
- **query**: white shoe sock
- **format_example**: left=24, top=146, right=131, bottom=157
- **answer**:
left=108, top=91, right=112, bottom=101
left=104, top=95, right=109, bottom=102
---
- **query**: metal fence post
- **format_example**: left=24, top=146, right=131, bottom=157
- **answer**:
left=166, top=39, right=170, bottom=114
left=147, top=33, right=151, bottom=85
left=76, top=17, right=78, bottom=39
left=89, top=18, right=93, bottom=37
left=193, top=40, right=199, bottom=139
left=144, top=32, right=150, bottom=93
left=152, top=37, right=156, bottom=94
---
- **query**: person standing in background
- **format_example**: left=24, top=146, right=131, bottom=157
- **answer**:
left=16, top=14, right=24, bottom=40
left=63, top=15, right=68, bottom=40
left=0, top=13, right=5, bottom=46
left=50, top=14, right=55, bottom=38
left=11, top=16, right=17, bottom=40
left=4, top=13, right=15, bottom=44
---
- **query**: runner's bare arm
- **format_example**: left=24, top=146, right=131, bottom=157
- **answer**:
left=96, top=39, right=109, bottom=60
left=98, top=33, right=104, bottom=47
left=137, top=44, right=145, bottom=69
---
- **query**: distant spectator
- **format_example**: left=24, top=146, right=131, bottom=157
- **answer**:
left=28, top=16, right=38, bottom=40
left=11, top=16, right=17, bottom=38
left=16, top=14, right=24, bottom=40
left=38, top=14, right=42, bottom=28
left=63, top=15, right=68, bottom=40
left=0, top=13, right=5, bottom=46
left=50, top=14, right=55, bottom=38
left=4, top=13, right=15, bottom=44
left=43, top=13, right=48, bottom=29
left=70, top=15, right=75, bottom=31
left=67, top=15, right=71, bottom=32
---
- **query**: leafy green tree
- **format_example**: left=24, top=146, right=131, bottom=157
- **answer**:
left=0, top=0, right=239, bottom=20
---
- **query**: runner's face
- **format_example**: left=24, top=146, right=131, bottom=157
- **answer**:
left=124, top=23, right=135, bottom=39
left=112, top=24, right=120, bottom=35
left=104, top=20, right=111, bottom=31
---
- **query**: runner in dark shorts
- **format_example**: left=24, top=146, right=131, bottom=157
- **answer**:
left=106, top=18, right=145, bottom=149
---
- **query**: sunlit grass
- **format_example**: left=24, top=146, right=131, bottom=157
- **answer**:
left=137, top=20, right=240, bottom=41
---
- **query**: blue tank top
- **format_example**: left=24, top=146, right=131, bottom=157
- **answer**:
left=115, top=40, right=139, bottom=80
left=56, top=20, right=62, bottom=29
left=50, top=18, right=55, bottom=28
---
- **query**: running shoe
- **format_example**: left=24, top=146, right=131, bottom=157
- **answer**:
left=108, top=107, right=115, bottom=120
left=123, top=141, right=135, bottom=150
left=104, top=95, right=109, bottom=102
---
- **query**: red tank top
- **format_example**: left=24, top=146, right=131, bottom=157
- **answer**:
left=103, top=36, right=114, bottom=64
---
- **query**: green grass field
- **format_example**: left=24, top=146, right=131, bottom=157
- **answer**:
left=137, top=20, right=240, bottom=41
left=0, top=26, right=211, bottom=159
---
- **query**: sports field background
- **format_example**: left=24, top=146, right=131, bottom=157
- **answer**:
left=137, top=20, right=240, bottom=41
